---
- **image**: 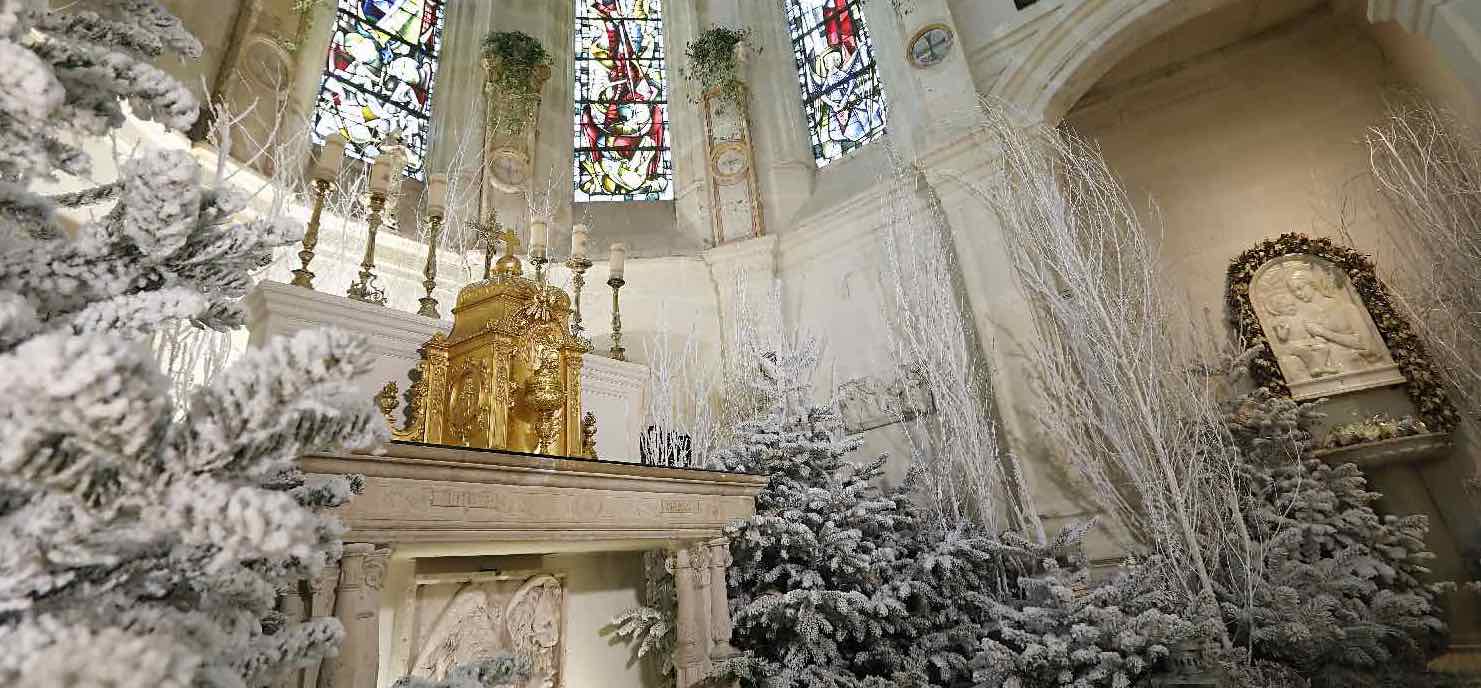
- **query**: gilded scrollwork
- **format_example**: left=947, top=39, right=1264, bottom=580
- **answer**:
left=399, top=237, right=590, bottom=455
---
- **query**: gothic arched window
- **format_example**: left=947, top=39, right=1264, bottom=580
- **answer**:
left=573, top=0, right=674, bottom=202
left=785, top=0, right=888, bottom=167
left=311, top=0, right=446, bottom=179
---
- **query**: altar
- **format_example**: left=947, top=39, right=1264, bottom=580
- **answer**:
left=278, top=441, right=766, bottom=688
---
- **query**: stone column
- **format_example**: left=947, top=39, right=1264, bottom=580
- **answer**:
left=318, top=544, right=390, bottom=688
left=273, top=581, right=309, bottom=688
left=301, top=562, right=341, bottom=688
left=705, top=537, right=741, bottom=672
left=670, top=544, right=713, bottom=688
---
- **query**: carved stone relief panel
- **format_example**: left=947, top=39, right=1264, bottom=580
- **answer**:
left=412, top=573, right=565, bottom=688
left=838, top=363, right=937, bottom=434
left=1250, top=255, right=1405, bottom=400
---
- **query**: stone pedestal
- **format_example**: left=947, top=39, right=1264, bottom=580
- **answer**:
left=580, top=354, right=648, bottom=461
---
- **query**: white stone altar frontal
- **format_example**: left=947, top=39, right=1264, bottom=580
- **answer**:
left=276, top=442, right=766, bottom=688
left=1249, top=255, right=1405, bottom=400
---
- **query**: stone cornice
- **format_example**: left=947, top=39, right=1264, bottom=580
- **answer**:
left=302, top=442, right=767, bottom=546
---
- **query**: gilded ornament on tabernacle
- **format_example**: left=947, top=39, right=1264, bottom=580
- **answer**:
left=384, top=230, right=593, bottom=456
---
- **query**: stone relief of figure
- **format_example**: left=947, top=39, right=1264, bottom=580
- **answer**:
left=412, top=586, right=505, bottom=680
left=1251, top=255, right=1403, bottom=399
left=506, top=575, right=563, bottom=688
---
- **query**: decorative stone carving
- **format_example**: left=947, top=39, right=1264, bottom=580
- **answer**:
left=506, top=575, right=563, bottom=688
left=702, top=44, right=764, bottom=244
left=411, top=573, right=565, bottom=688
left=838, top=363, right=937, bottom=434
left=1250, top=255, right=1405, bottom=400
left=320, top=544, right=391, bottom=688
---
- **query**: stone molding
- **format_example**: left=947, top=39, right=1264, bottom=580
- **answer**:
left=301, top=443, right=767, bottom=545
left=1313, top=432, right=1453, bottom=471
left=1369, top=0, right=1457, bottom=34
left=246, top=280, right=451, bottom=359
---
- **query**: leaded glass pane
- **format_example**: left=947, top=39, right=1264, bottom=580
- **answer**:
left=312, top=0, right=446, bottom=179
left=785, top=0, right=887, bottom=167
left=573, top=0, right=674, bottom=202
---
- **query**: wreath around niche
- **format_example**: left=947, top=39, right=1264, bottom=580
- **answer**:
left=1225, top=233, right=1458, bottom=431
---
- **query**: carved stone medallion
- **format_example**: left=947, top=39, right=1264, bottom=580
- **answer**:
left=1250, top=255, right=1405, bottom=400
left=709, top=142, right=751, bottom=185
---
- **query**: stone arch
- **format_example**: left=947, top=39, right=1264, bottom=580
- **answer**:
left=988, top=0, right=1242, bottom=124
left=989, top=0, right=1481, bottom=125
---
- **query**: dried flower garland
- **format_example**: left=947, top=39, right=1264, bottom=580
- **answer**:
left=1225, top=233, right=1459, bottom=431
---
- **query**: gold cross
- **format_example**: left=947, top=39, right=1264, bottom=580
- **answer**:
left=496, top=227, right=520, bottom=256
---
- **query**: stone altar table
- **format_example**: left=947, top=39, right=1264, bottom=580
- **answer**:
left=284, top=441, right=767, bottom=688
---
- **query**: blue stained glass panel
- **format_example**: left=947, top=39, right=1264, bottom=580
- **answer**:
left=311, top=0, right=446, bottom=179
left=573, top=0, right=673, bottom=202
left=785, top=0, right=887, bottom=167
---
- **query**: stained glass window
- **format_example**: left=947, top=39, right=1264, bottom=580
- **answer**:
left=785, top=0, right=887, bottom=167
left=573, top=0, right=673, bottom=202
left=311, top=0, right=446, bottom=179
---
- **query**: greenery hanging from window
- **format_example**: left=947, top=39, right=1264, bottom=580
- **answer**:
left=482, top=30, right=553, bottom=95
left=682, top=25, right=750, bottom=104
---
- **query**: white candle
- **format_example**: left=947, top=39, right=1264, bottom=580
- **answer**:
left=530, top=220, right=548, bottom=258
left=609, top=243, right=627, bottom=279
left=314, top=136, right=346, bottom=182
left=572, top=224, right=590, bottom=259
left=426, top=173, right=448, bottom=218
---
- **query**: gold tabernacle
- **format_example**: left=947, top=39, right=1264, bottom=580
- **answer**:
left=388, top=229, right=593, bottom=457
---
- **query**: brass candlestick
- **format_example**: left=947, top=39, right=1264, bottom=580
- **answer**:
left=417, top=213, right=444, bottom=318
left=564, top=255, right=593, bottom=338
left=532, top=254, right=549, bottom=284
left=608, top=275, right=626, bottom=361
left=346, top=191, right=388, bottom=306
left=290, top=177, right=333, bottom=289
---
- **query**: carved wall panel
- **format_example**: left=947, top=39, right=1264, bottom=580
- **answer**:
left=412, top=573, right=565, bottom=688
left=838, top=363, right=937, bottom=434
left=1249, top=255, right=1404, bottom=400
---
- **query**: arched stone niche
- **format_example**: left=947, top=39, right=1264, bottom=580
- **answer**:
left=1249, top=254, right=1405, bottom=400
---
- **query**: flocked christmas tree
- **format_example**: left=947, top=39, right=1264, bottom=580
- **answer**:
left=0, top=1, right=389, bottom=685
left=1216, top=387, right=1447, bottom=687
left=713, top=381, right=909, bottom=688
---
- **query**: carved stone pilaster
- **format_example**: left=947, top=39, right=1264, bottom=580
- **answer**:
left=669, top=543, right=714, bottom=688
left=318, top=544, right=391, bottom=688
left=301, top=562, right=340, bottom=688
left=705, top=537, right=739, bottom=663
left=273, top=581, right=310, bottom=688
left=702, top=44, right=765, bottom=245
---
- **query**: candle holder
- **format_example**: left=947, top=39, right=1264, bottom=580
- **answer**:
left=531, top=254, right=549, bottom=284
left=417, top=213, right=444, bottom=318
left=346, top=191, right=388, bottom=306
left=290, top=177, right=333, bottom=289
left=564, top=255, right=593, bottom=338
left=608, top=275, right=626, bottom=361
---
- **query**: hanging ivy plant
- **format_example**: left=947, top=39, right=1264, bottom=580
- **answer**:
left=1225, top=233, right=1459, bottom=431
left=683, top=26, right=751, bottom=105
left=481, top=31, right=553, bottom=96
